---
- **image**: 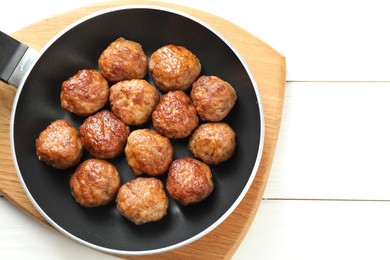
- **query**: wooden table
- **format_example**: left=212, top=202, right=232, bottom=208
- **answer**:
left=2, top=0, right=390, bottom=259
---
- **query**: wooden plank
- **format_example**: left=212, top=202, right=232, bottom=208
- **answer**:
left=0, top=199, right=116, bottom=260
left=0, top=0, right=285, bottom=258
left=265, top=82, right=390, bottom=200
left=235, top=199, right=390, bottom=260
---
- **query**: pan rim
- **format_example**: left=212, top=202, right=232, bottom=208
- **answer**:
left=9, top=4, right=265, bottom=256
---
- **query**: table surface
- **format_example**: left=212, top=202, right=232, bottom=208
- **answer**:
left=2, top=1, right=390, bottom=259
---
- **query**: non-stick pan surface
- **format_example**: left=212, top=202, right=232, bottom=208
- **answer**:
left=11, top=6, right=263, bottom=255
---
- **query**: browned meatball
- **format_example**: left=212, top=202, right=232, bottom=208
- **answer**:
left=98, top=37, right=148, bottom=82
left=191, top=75, right=237, bottom=122
left=60, top=69, right=109, bottom=116
left=166, top=157, right=214, bottom=205
left=79, top=110, right=130, bottom=159
left=152, top=90, right=198, bottom=139
left=70, top=159, right=121, bottom=207
left=110, top=79, right=160, bottom=126
left=116, top=177, right=169, bottom=225
left=188, top=123, right=236, bottom=165
left=149, top=44, right=201, bottom=92
left=36, top=120, right=83, bottom=169
left=125, top=129, right=173, bottom=176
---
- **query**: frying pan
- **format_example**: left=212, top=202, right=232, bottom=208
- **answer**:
left=0, top=5, right=264, bottom=255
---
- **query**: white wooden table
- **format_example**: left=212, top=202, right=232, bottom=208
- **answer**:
left=2, top=0, right=390, bottom=259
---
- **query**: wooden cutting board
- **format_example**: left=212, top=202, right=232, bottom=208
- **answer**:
left=0, top=0, right=285, bottom=259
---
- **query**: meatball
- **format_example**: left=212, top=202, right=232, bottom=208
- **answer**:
left=152, top=90, right=198, bottom=139
left=98, top=37, right=148, bottom=82
left=79, top=110, right=130, bottom=159
left=125, top=129, right=173, bottom=176
left=60, top=69, right=109, bottom=116
left=36, top=120, right=83, bottom=169
left=149, top=44, right=201, bottom=92
left=191, top=75, right=237, bottom=122
left=188, top=123, right=236, bottom=165
left=116, top=177, right=169, bottom=225
left=166, top=157, right=214, bottom=205
left=110, top=79, right=160, bottom=126
left=70, top=159, right=121, bottom=207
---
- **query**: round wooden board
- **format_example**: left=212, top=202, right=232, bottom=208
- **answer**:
left=0, top=0, right=285, bottom=259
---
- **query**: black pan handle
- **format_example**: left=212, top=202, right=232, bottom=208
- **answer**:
left=0, top=31, right=37, bottom=87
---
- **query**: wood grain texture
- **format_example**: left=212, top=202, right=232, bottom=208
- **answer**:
left=0, top=0, right=285, bottom=259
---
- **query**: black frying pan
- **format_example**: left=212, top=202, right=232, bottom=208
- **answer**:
left=1, top=6, right=264, bottom=255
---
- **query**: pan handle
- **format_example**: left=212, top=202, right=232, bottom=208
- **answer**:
left=0, top=31, right=38, bottom=87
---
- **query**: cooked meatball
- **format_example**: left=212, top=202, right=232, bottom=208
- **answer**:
left=152, top=90, right=198, bottom=139
left=116, top=177, right=169, bottom=225
left=125, top=129, right=173, bottom=176
left=191, top=75, right=237, bottom=122
left=110, top=79, right=160, bottom=126
left=149, top=44, right=201, bottom=92
left=166, top=157, right=214, bottom=205
left=60, top=69, right=109, bottom=116
left=188, top=123, right=236, bottom=165
left=79, top=110, right=130, bottom=159
left=70, top=159, right=121, bottom=207
left=98, top=37, right=148, bottom=82
left=36, top=120, right=83, bottom=169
